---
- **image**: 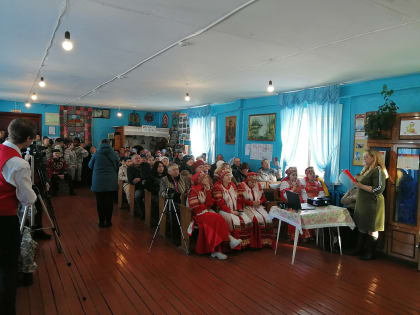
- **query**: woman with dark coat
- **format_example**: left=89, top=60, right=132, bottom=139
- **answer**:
left=88, top=139, right=119, bottom=228
left=180, top=155, right=194, bottom=174
left=145, top=161, right=167, bottom=226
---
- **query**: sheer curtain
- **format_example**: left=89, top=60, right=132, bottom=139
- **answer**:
left=279, top=85, right=341, bottom=184
left=306, top=86, right=341, bottom=184
left=188, top=106, right=212, bottom=162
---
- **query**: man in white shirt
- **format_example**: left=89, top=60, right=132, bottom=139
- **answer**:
left=0, top=118, right=37, bottom=315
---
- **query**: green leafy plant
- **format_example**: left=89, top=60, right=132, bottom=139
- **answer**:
left=365, top=84, right=399, bottom=138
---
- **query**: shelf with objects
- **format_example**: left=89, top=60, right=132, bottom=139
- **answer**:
left=367, top=112, right=420, bottom=268
left=112, top=125, right=170, bottom=153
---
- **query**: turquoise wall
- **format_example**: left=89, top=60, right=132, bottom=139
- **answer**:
left=0, top=100, right=164, bottom=147
left=339, top=72, right=420, bottom=181
left=2, top=72, right=419, bottom=177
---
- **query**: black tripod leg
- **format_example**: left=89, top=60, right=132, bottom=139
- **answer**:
left=148, top=199, right=169, bottom=253
left=170, top=200, right=189, bottom=255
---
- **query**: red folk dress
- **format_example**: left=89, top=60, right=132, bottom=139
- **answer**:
left=188, top=185, right=230, bottom=254
left=301, top=177, right=325, bottom=199
left=279, top=178, right=312, bottom=240
left=213, top=181, right=252, bottom=249
left=237, top=182, right=274, bottom=248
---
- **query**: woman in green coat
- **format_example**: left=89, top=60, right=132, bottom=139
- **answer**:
left=352, top=150, right=387, bottom=260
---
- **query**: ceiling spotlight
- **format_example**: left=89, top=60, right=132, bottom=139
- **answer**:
left=31, top=93, right=38, bottom=101
left=25, top=102, right=31, bottom=108
left=117, top=111, right=123, bottom=117
left=62, top=31, right=73, bottom=51
left=184, top=93, right=191, bottom=102
left=267, top=80, right=274, bottom=93
left=39, top=77, right=46, bottom=88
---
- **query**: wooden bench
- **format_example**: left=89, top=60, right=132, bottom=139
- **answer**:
left=117, top=180, right=136, bottom=216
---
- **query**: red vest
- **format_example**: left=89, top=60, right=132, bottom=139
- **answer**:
left=0, top=144, right=21, bottom=216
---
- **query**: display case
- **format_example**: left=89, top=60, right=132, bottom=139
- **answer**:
left=367, top=112, right=420, bottom=268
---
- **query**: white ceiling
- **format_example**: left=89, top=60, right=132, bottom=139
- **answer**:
left=1, top=0, right=420, bottom=111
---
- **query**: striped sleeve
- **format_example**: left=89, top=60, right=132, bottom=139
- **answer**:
left=371, top=166, right=385, bottom=195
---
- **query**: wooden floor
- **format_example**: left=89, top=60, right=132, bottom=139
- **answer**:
left=17, top=188, right=420, bottom=315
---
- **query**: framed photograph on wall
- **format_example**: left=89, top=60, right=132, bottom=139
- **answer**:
left=400, top=117, right=420, bottom=139
left=352, top=131, right=368, bottom=166
left=247, top=113, right=276, bottom=141
left=92, top=108, right=110, bottom=119
left=225, top=116, right=236, bottom=144
left=354, top=114, right=365, bottom=132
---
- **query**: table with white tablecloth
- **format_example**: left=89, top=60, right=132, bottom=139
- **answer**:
left=269, top=205, right=356, bottom=264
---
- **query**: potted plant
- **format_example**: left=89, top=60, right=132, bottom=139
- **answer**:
left=365, top=84, right=399, bottom=139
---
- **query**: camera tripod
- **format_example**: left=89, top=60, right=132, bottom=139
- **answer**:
left=20, top=185, right=71, bottom=266
left=148, top=197, right=189, bottom=254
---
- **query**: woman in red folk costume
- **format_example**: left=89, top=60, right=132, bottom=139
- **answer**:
left=238, top=172, right=274, bottom=248
left=301, top=167, right=325, bottom=199
left=213, top=170, right=252, bottom=249
left=279, top=167, right=312, bottom=241
left=279, top=167, right=308, bottom=202
left=188, top=172, right=242, bottom=260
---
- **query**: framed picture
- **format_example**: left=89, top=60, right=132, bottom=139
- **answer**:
left=248, top=113, right=276, bottom=141
left=354, top=114, right=365, bottom=132
left=352, top=131, right=368, bottom=166
left=48, top=126, right=56, bottom=135
left=92, top=108, right=110, bottom=119
left=225, top=116, right=236, bottom=144
left=400, top=117, right=420, bottom=139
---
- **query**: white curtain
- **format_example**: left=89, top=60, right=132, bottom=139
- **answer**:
left=307, top=101, right=343, bottom=184
left=190, top=115, right=212, bottom=161
left=279, top=104, right=305, bottom=174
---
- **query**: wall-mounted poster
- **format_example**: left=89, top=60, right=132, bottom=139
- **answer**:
left=353, top=131, right=368, bottom=166
left=92, top=108, right=110, bottom=119
left=248, top=113, right=276, bottom=141
left=45, top=113, right=60, bottom=126
left=400, top=118, right=420, bottom=139
left=225, top=116, right=236, bottom=144
left=48, top=126, right=56, bottom=135
left=355, top=114, right=365, bottom=132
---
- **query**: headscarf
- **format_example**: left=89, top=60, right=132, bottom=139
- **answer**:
left=245, top=172, right=258, bottom=182
left=285, top=167, right=297, bottom=176
left=219, top=169, right=232, bottom=181
left=193, top=160, right=205, bottom=172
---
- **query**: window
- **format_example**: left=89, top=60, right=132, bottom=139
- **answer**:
left=286, top=109, right=324, bottom=178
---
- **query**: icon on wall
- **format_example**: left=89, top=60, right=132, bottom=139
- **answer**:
left=225, top=116, right=236, bottom=144
left=162, top=113, right=169, bottom=128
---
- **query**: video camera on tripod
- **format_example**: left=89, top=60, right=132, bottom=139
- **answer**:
left=162, top=187, right=176, bottom=200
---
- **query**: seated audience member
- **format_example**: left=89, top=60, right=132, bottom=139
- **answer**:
left=127, top=154, right=152, bottom=217
left=192, top=159, right=205, bottom=174
left=231, top=157, right=241, bottom=174
left=118, top=147, right=126, bottom=160
left=233, top=162, right=249, bottom=183
left=279, top=167, right=312, bottom=241
left=160, top=156, right=169, bottom=168
left=159, top=163, right=190, bottom=245
left=188, top=172, right=242, bottom=259
left=258, top=159, right=280, bottom=183
left=238, top=172, right=273, bottom=248
left=279, top=167, right=307, bottom=202
left=54, top=138, right=64, bottom=153
left=210, top=154, right=224, bottom=177
left=213, top=161, right=230, bottom=182
left=145, top=161, right=167, bottom=226
left=174, top=152, right=183, bottom=165
left=118, top=159, right=132, bottom=202
left=200, top=153, right=207, bottom=162
left=63, top=138, right=77, bottom=183
left=180, top=170, right=192, bottom=188
left=0, top=128, right=6, bottom=143
left=147, top=155, right=155, bottom=168
left=180, top=155, right=195, bottom=174
left=47, top=149, right=75, bottom=196
left=42, top=137, right=53, bottom=160
left=301, top=167, right=325, bottom=199
left=213, top=170, right=252, bottom=249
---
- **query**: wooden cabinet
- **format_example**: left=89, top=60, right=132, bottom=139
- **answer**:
left=368, top=112, right=420, bottom=266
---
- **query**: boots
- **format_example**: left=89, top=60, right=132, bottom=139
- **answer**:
left=360, top=235, right=377, bottom=260
left=346, top=232, right=366, bottom=256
